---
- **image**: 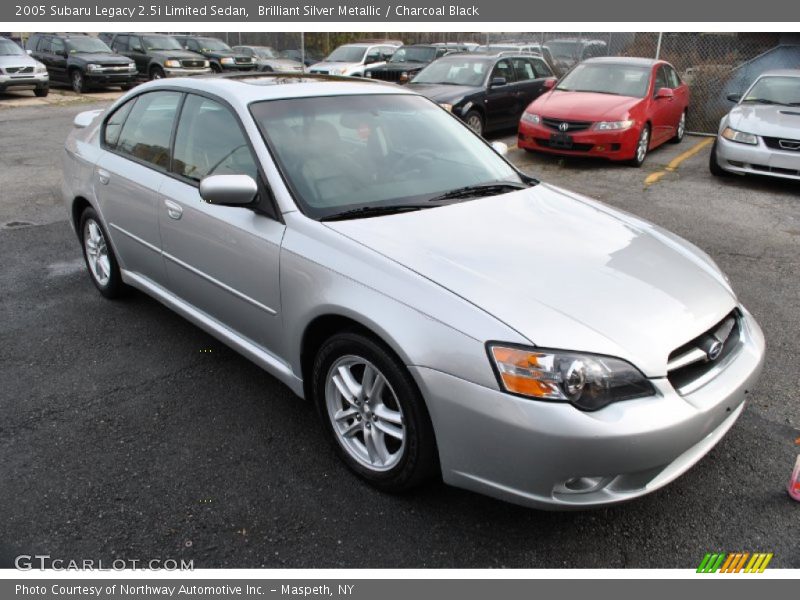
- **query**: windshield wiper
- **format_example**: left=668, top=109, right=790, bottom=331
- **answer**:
left=320, top=204, right=432, bottom=221
left=427, top=181, right=530, bottom=203
left=744, top=98, right=785, bottom=105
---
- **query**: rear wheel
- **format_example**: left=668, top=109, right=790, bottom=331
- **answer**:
left=708, top=141, right=729, bottom=177
left=79, top=207, right=128, bottom=299
left=464, top=110, right=484, bottom=137
left=670, top=110, right=686, bottom=143
left=628, top=124, right=650, bottom=167
left=312, top=331, right=438, bottom=492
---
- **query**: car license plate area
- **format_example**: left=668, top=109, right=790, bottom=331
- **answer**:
left=550, top=132, right=573, bottom=149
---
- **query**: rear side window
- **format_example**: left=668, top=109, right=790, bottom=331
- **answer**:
left=103, top=98, right=137, bottom=149
left=511, top=58, right=535, bottom=82
left=171, top=94, right=258, bottom=182
left=666, top=66, right=681, bottom=88
left=115, top=92, right=182, bottom=170
left=491, top=60, right=516, bottom=83
left=111, top=35, right=128, bottom=52
left=51, top=38, right=65, bottom=55
left=531, top=58, right=552, bottom=78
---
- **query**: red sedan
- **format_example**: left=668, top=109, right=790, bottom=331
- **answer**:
left=518, top=57, right=690, bottom=167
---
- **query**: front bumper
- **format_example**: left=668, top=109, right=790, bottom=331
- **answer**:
left=0, top=71, right=48, bottom=90
left=518, top=121, right=640, bottom=161
left=163, top=67, right=213, bottom=77
left=715, top=135, right=800, bottom=180
left=411, top=307, right=765, bottom=509
left=85, top=71, right=137, bottom=86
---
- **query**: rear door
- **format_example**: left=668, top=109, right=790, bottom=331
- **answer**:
left=157, top=93, right=285, bottom=352
left=95, top=91, right=183, bottom=285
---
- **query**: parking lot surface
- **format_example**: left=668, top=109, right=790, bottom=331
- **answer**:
left=1, top=97, right=798, bottom=568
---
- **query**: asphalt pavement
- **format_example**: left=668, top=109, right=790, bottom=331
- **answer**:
left=1, top=97, right=798, bottom=569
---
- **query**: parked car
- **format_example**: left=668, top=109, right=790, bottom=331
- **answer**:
left=431, top=42, right=480, bottom=53
left=109, top=33, right=211, bottom=80
left=408, top=53, right=556, bottom=136
left=544, top=38, right=608, bottom=75
left=0, top=35, right=49, bottom=97
left=26, top=33, right=137, bottom=93
left=710, top=69, right=800, bottom=181
left=278, top=48, right=322, bottom=67
left=231, top=45, right=303, bottom=73
left=475, top=43, right=557, bottom=74
left=309, top=42, right=399, bottom=77
left=364, top=44, right=451, bottom=83
left=518, top=57, right=690, bottom=167
left=62, top=74, right=764, bottom=509
left=173, top=35, right=256, bottom=73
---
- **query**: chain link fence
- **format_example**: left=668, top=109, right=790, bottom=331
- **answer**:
left=205, top=31, right=799, bottom=133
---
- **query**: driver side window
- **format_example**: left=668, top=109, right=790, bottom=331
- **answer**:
left=171, top=94, right=259, bottom=183
left=491, top=60, right=516, bottom=84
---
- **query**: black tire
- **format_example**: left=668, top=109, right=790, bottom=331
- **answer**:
left=34, top=86, right=49, bottom=97
left=709, top=141, right=729, bottom=177
left=70, top=69, right=86, bottom=94
left=670, top=110, right=687, bottom=144
left=120, top=83, right=135, bottom=91
left=210, top=62, right=222, bottom=73
left=628, top=124, right=650, bottom=168
left=312, top=331, right=439, bottom=493
left=463, top=110, right=484, bottom=137
left=149, top=66, right=165, bottom=80
left=78, top=207, right=128, bottom=299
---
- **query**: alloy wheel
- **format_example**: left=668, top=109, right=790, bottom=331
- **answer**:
left=83, top=219, right=111, bottom=287
left=636, top=127, right=649, bottom=164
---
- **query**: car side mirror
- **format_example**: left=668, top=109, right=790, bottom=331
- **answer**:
left=490, top=77, right=507, bottom=88
left=655, top=87, right=674, bottom=100
left=491, top=141, right=509, bottom=156
left=199, top=174, right=258, bottom=206
left=26, top=49, right=32, bottom=55
left=543, top=78, right=556, bottom=89
left=73, top=109, right=103, bottom=129
left=726, top=93, right=742, bottom=103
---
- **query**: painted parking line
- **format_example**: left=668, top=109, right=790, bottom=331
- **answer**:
left=644, top=137, right=714, bottom=186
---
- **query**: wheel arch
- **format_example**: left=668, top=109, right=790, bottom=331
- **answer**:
left=70, top=196, right=92, bottom=236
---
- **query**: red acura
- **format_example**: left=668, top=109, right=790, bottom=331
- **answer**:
left=518, top=57, right=690, bottom=166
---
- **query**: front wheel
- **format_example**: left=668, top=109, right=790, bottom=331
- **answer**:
left=709, top=141, right=729, bottom=177
left=312, top=332, right=439, bottom=492
left=670, top=110, right=686, bottom=143
left=210, top=62, right=222, bottom=73
left=149, top=66, right=165, bottom=80
left=70, top=70, right=85, bottom=93
left=79, top=207, right=128, bottom=299
left=628, top=124, right=650, bottom=167
left=464, top=110, right=484, bottom=137
left=34, top=86, right=49, bottom=97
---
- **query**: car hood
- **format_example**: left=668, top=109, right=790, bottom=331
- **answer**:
left=727, top=103, right=800, bottom=138
left=72, top=52, right=131, bottom=65
left=149, top=49, right=206, bottom=60
left=325, top=184, right=736, bottom=376
left=260, top=58, right=303, bottom=69
left=370, top=61, right=428, bottom=72
left=406, top=82, right=482, bottom=103
left=0, top=53, right=39, bottom=68
left=531, top=90, right=642, bottom=120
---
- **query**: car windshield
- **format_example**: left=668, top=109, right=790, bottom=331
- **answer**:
left=411, top=58, right=488, bottom=86
left=743, top=76, right=800, bottom=106
left=142, top=36, right=182, bottom=51
left=544, top=41, right=579, bottom=59
left=66, top=37, right=113, bottom=54
left=390, top=47, right=435, bottom=63
left=0, top=39, right=24, bottom=55
left=556, top=63, right=651, bottom=98
left=250, top=94, right=523, bottom=219
left=195, top=38, right=233, bottom=52
left=325, top=46, right=367, bottom=63
left=253, top=47, right=278, bottom=58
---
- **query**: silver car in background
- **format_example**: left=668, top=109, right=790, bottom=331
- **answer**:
left=0, top=36, right=49, bottom=97
left=62, top=74, right=764, bottom=509
left=710, top=69, right=800, bottom=180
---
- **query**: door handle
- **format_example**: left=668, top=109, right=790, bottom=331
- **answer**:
left=164, top=199, right=183, bottom=220
left=97, top=169, right=110, bottom=185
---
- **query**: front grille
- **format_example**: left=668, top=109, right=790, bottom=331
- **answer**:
left=6, top=66, right=34, bottom=74
left=763, top=136, right=800, bottom=152
left=541, top=117, right=592, bottom=132
left=234, top=57, right=252, bottom=65
left=535, top=138, right=594, bottom=152
left=369, top=70, right=401, bottom=82
left=100, top=65, right=130, bottom=72
left=180, top=60, right=205, bottom=69
left=667, top=310, right=742, bottom=394
left=312, top=70, right=329, bottom=75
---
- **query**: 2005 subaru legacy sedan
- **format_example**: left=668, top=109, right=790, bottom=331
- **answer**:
left=62, top=73, right=765, bottom=509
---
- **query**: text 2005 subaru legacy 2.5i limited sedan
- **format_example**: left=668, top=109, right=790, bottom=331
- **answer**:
left=62, top=74, right=764, bottom=509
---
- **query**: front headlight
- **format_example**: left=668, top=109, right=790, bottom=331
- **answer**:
left=164, top=59, right=181, bottom=68
left=721, top=126, right=758, bottom=145
left=488, top=345, right=655, bottom=411
left=520, top=112, right=540, bottom=124
left=202, top=60, right=210, bottom=68
left=127, top=62, right=136, bottom=70
left=594, top=119, right=635, bottom=131
left=220, top=57, right=235, bottom=65
left=34, top=64, right=47, bottom=74
left=365, top=71, right=372, bottom=78
left=439, top=103, right=454, bottom=113
left=86, top=63, right=101, bottom=71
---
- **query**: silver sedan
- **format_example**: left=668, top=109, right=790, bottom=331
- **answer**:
left=62, top=74, right=764, bottom=509
left=711, top=69, right=800, bottom=180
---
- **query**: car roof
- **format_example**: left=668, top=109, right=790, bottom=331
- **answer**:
left=756, top=69, right=800, bottom=77
left=583, top=56, right=661, bottom=67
